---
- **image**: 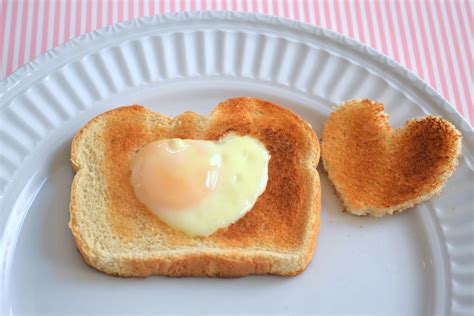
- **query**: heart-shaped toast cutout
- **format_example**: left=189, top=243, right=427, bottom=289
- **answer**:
left=321, top=99, right=462, bottom=216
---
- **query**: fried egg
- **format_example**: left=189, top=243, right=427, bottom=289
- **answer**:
left=130, top=134, right=270, bottom=236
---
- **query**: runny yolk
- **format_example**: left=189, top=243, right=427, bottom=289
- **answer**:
left=131, top=139, right=220, bottom=210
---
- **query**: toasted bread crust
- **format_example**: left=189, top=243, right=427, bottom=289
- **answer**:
left=69, top=97, right=320, bottom=277
left=321, top=99, right=462, bottom=216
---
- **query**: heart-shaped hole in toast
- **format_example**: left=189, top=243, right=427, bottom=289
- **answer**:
left=321, top=99, right=462, bottom=216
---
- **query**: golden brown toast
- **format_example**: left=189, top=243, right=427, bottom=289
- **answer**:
left=69, top=97, right=320, bottom=277
left=321, top=99, right=462, bottom=216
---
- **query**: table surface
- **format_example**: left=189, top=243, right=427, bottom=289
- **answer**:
left=1, top=0, right=472, bottom=126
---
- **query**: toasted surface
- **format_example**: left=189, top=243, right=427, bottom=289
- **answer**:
left=69, top=97, right=320, bottom=277
left=321, top=99, right=462, bottom=216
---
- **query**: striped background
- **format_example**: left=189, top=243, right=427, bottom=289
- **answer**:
left=0, top=0, right=472, bottom=126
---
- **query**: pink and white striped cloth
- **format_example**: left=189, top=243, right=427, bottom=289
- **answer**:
left=1, top=0, right=472, bottom=125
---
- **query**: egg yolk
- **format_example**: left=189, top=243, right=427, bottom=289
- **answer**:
left=131, top=139, right=220, bottom=210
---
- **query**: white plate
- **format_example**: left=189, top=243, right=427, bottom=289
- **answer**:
left=1, top=12, right=473, bottom=315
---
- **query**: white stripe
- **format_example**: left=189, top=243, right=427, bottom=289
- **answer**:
left=80, top=0, right=86, bottom=34
left=437, top=1, right=470, bottom=118
left=451, top=1, right=472, bottom=84
left=46, top=0, right=56, bottom=50
left=297, top=0, right=306, bottom=21
left=11, top=0, right=24, bottom=72
left=237, top=1, right=243, bottom=11
left=429, top=1, right=456, bottom=105
left=287, top=0, right=295, bottom=19
left=144, top=0, right=150, bottom=16
left=348, top=2, right=360, bottom=41
left=327, top=1, right=337, bottom=28
left=123, top=0, right=129, bottom=19
left=191, top=0, right=202, bottom=11
left=22, top=0, right=35, bottom=66
left=154, top=0, right=160, bottom=14
left=317, top=0, right=325, bottom=27
left=338, top=0, right=349, bottom=36
left=112, top=0, right=118, bottom=23
left=216, top=0, right=223, bottom=11
left=91, top=1, right=97, bottom=30
left=134, top=0, right=139, bottom=17
left=277, top=0, right=283, bottom=17
left=58, top=0, right=66, bottom=44
left=398, top=2, right=419, bottom=75
left=358, top=1, right=371, bottom=46
left=267, top=0, right=274, bottom=15
left=418, top=1, right=444, bottom=93
left=35, top=0, right=45, bottom=56
left=69, top=0, right=75, bottom=39
left=379, top=2, right=394, bottom=58
left=307, top=0, right=316, bottom=25
left=102, top=0, right=108, bottom=26
left=247, top=0, right=254, bottom=12
left=367, top=0, right=382, bottom=50
left=389, top=0, right=406, bottom=65
left=256, top=0, right=263, bottom=13
left=165, top=0, right=170, bottom=12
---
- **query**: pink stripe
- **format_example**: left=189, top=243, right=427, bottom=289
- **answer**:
left=159, top=0, right=164, bottom=13
left=41, top=0, right=50, bottom=53
left=97, top=0, right=103, bottom=29
left=445, top=1, right=473, bottom=122
left=433, top=1, right=464, bottom=115
left=404, top=1, right=423, bottom=76
left=282, top=0, right=289, bottom=17
left=242, top=0, right=247, bottom=12
left=394, top=0, right=411, bottom=70
left=272, top=0, right=279, bottom=16
left=128, top=0, right=134, bottom=19
left=413, top=1, right=436, bottom=88
left=170, top=0, right=176, bottom=12
left=344, top=0, right=354, bottom=37
left=150, top=0, right=156, bottom=15
left=333, top=0, right=343, bottom=33
left=75, top=0, right=82, bottom=36
left=17, top=0, right=30, bottom=68
left=222, top=0, right=227, bottom=11
left=231, top=0, right=238, bottom=11
left=323, top=0, right=331, bottom=29
left=262, top=0, right=268, bottom=15
left=63, top=0, right=71, bottom=42
left=139, top=0, right=145, bottom=16
left=424, top=1, right=450, bottom=100
left=29, top=0, right=39, bottom=60
left=303, top=0, right=310, bottom=23
left=364, top=0, right=377, bottom=48
left=118, top=0, right=123, bottom=21
left=211, top=0, right=217, bottom=11
left=0, top=0, right=9, bottom=67
left=384, top=1, right=400, bottom=62
left=354, top=1, right=366, bottom=43
left=293, top=0, right=300, bottom=20
left=107, top=0, right=113, bottom=25
left=86, top=0, right=92, bottom=32
left=6, top=0, right=19, bottom=75
left=373, top=0, right=388, bottom=54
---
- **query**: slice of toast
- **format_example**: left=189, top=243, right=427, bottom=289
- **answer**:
left=321, top=99, right=462, bottom=216
left=69, top=97, right=320, bottom=277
